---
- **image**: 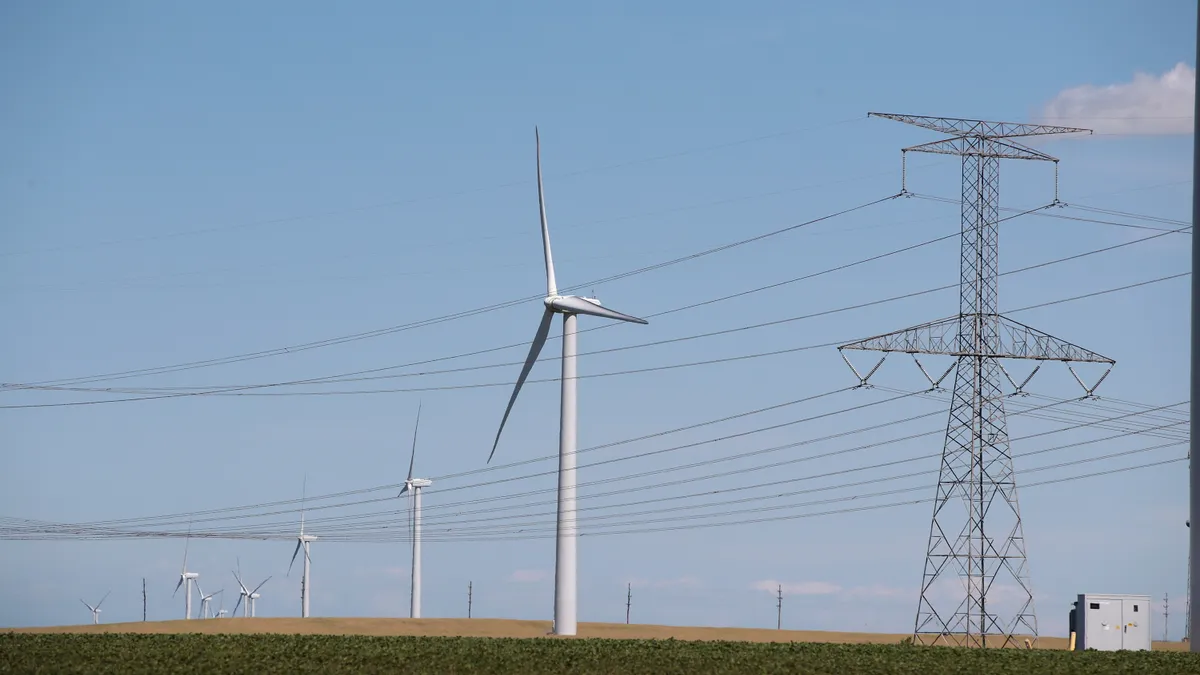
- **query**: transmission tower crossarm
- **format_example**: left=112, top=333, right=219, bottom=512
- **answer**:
left=867, top=112, right=1092, bottom=139
left=839, top=314, right=1115, bottom=364
left=902, top=137, right=1060, bottom=162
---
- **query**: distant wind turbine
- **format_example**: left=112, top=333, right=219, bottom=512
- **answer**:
left=196, top=584, right=222, bottom=619
left=172, top=533, right=199, bottom=620
left=80, top=590, right=110, bottom=625
left=487, top=128, right=649, bottom=636
left=233, top=558, right=271, bottom=618
left=398, top=403, right=432, bottom=619
left=288, top=475, right=317, bottom=618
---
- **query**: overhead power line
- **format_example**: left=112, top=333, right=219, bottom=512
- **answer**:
left=4, top=394, right=1181, bottom=538
left=2, top=222, right=1183, bottom=407
left=4, top=117, right=870, bottom=259
left=10, top=188, right=1180, bottom=392
left=8, top=193, right=901, bottom=390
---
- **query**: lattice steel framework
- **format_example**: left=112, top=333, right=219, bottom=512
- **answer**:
left=839, top=113, right=1111, bottom=648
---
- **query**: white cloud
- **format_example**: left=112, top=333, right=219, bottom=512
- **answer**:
left=752, top=579, right=842, bottom=595
left=1038, top=63, right=1194, bottom=135
left=508, top=569, right=549, bottom=583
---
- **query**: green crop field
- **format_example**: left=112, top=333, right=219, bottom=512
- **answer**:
left=3, top=633, right=1199, bottom=674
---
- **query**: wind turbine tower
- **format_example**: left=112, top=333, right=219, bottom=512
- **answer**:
left=488, top=128, right=649, bottom=636
left=233, top=559, right=271, bottom=619
left=173, top=538, right=199, bottom=620
left=838, top=113, right=1113, bottom=647
left=80, top=591, right=110, bottom=625
left=288, top=478, right=317, bottom=618
left=399, top=403, right=432, bottom=619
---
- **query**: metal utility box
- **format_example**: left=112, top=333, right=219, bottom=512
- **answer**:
left=1074, top=593, right=1151, bottom=651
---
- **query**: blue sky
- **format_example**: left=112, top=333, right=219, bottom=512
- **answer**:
left=0, top=0, right=1195, bottom=638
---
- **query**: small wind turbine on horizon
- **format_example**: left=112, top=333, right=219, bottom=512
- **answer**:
left=196, top=583, right=222, bottom=619
left=488, top=128, right=649, bottom=636
left=80, top=591, right=110, bottom=625
left=398, top=403, right=432, bottom=619
left=172, top=533, right=199, bottom=620
left=287, top=475, right=317, bottom=618
left=233, top=559, right=271, bottom=618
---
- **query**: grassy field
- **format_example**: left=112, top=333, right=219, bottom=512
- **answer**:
left=4, top=632, right=1200, bottom=675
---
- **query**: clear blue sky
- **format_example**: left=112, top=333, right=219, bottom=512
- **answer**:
left=0, top=0, right=1194, bottom=637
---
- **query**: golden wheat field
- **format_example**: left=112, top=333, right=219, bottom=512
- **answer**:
left=6, top=617, right=1189, bottom=651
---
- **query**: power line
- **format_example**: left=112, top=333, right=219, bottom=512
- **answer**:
left=3, top=229, right=1183, bottom=407
left=9, top=193, right=901, bottom=390
left=7, top=396, right=1180, bottom=539
left=15, top=452, right=1176, bottom=543
left=4, top=117, right=870, bottom=259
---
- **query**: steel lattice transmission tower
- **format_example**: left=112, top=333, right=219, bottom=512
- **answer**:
left=839, top=113, right=1115, bottom=648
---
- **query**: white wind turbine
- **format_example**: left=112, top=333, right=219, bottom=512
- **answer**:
left=172, top=535, right=199, bottom=620
left=288, top=476, right=317, bottom=618
left=196, top=583, right=222, bottom=619
left=80, top=591, right=110, bottom=625
left=398, top=403, right=432, bottom=619
left=233, top=559, right=271, bottom=618
left=488, top=128, right=649, bottom=636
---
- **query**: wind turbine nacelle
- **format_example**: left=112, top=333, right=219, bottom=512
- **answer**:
left=410, top=478, right=432, bottom=488
left=250, top=593, right=261, bottom=599
left=544, top=295, right=603, bottom=309
left=184, top=573, right=200, bottom=580
left=300, top=534, right=318, bottom=543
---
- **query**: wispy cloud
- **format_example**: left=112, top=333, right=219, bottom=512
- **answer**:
left=751, top=580, right=842, bottom=595
left=508, top=569, right=549, bottom=583
left=1038, top=63, right=1194, bottom=135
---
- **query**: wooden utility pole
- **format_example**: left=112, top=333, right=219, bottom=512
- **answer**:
left=467, top=581, right=473, bottom=619
left=626, top=583, right=632, bottom=624
left=776, top=585, right=783, bottom=630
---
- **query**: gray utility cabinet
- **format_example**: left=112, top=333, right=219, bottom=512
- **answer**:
left=1075, top=593, right=1151, bottom=651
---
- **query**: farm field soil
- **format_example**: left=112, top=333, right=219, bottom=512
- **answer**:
left=7, top=616, right=1190, bottom=651
left=3, top=632, right=1198, bottom=675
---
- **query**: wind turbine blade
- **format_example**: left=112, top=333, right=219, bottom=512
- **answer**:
left=232, top=594, right=243, bottom=617
left=182, top=524, right=191, bottom=571
left=488, top=306, right=554, bottom=463
left=81, top=599, right=94, bottom=612
left=288, top=540, right=302, bottom=576
left=234, top=563, right=249, bottom=594
left=173, top=576, right=184, bottom=597
left=536, top=127, right=558, bottom=297
left=299, top=473, right=307, bottom=536
left=97, top=590, right=111, bottom=609
left=549, top=296, right=649, bottom=324
left=407, top=402, right=421, bottom=482
left=252, top=576, right=272, bottom=595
